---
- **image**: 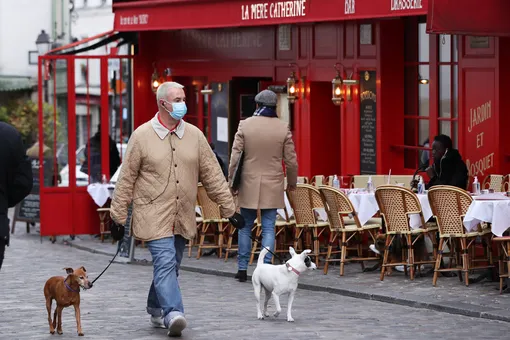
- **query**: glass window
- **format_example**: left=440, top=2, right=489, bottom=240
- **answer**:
left=453, top=65, right=458, bottom=118
left=439, top=34, right=451, bottom=62
left=419, top=65, right=429, bottom=117
left=439, top=65, right=451, bottom=118
left=418, top=23, right=429, bottom=62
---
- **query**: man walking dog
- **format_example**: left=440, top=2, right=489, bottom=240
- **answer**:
left=228, top=89, right=298, bottom=283
left=109, top=82, right=244, bottom=337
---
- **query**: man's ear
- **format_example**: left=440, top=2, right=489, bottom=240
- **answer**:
left=63, top=267, right=74, bottom=274
left=79, top=266, right=86, bottom=272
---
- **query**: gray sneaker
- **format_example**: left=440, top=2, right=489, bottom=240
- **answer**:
left=150, top=316, right=165, bottom=329
left=167, top=315, right=187, bottom=337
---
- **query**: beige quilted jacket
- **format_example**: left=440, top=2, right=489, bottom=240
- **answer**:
left=110, top=116, right=235, bottom=241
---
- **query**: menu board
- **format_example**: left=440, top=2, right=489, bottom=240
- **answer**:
left=14, top=158, right=42, bottom=223
left=359, top=70, right=377, bottom=175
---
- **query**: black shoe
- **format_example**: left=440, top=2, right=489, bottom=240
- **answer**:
left=237, top=270, right=247, bottom=282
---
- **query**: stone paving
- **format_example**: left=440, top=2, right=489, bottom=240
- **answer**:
left=2, top=227, right=510, bottom=339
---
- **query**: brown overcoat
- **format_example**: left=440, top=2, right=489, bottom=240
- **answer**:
left=228, top=116, right=298, bottom=209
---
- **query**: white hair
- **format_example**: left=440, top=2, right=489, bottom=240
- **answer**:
left=156, top=81, right=184, bottom=102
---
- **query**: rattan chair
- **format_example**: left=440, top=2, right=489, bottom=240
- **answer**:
left=374, top=185, right=437, bottom=281
left=318, top=186, right=381, bottom=276
left=286, top=184, right=329, bottom=267
left=249, top=207, right=296, bottom=265
left=297, top=176, right=309, bottom=184
left=311, top=175, right=325, bottom=187
left=97, top=208, right=114, bottom=244
left=494, top=236, right=510, bottom=294
left=482, top=174, right=504, bottom=192
left=502, top=175, right=510, bottom=192
left=427, top=185, right=493, bottom=286
left=195, top=184, right=229, bottom=259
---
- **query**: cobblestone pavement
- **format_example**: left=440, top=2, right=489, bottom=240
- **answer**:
left=1, top=232, right=510, bottom=339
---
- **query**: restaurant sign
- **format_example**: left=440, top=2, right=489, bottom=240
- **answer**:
left=114, top=0, right=428, bottom=31
left=463, top=70, right=497, bottom=177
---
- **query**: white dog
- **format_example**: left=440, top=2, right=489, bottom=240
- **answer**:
left=252, top=247, right=316, bottom=322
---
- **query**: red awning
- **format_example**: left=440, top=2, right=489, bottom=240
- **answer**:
left=427, top=0, right=510, bottom=37
left=113, top=0, right=428, bottom=32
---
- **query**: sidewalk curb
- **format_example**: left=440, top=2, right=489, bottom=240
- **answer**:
left=63, top=241, right=510, bottom=324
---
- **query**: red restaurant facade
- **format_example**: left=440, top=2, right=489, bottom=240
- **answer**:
left=36, top=0, right=510, bottom=236
left=113, top=0, right=510, bottom=179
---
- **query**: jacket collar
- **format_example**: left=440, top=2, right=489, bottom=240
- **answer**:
left=150, top=113, right=185, bottom=140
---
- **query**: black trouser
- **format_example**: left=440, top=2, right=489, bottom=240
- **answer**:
left=0, top=238, right=5, bottom=271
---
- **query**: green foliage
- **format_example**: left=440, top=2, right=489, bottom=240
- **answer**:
left=0, top=99, right=62, bottom=147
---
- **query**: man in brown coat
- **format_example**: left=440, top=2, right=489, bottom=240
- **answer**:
left=228, top=89, right=298, bottom=282
left=109, top=82, right=244, bottom=337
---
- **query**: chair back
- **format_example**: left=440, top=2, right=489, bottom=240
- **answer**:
left=482, top=174, right=504, bottom=192
left=374, top=185, right=424, bottom=233
left=196, top=184, right=222, bottom=220
left=318, top=186, right=359, bottom=229
left=286, top=184, right=324, bottom=225
left=427, top=185, right=472, bottom=235
left=504, top=175, right=510, bottom=192
left=297, top=176, right=309, bottom=184
left=311, top=175, right=325, bottom=187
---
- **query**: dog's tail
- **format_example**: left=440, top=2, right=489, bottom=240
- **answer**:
left=257, top=247, right=269, bottom=266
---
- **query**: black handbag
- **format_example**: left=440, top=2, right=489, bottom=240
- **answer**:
left=230, top=151, right=244, bottom=192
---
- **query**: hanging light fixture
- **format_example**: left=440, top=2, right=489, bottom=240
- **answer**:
left=332, top=64, right=343, bottom=105
left=287, top=71, right=298, bottom=104
left=151, top=63, right=161, bottom=93
left=419, top=74, right=429, bottom=85
left=343, top=76, right=359, bottom=102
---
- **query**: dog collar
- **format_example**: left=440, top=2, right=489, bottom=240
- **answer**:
left=286, top=263, right=301, bottom=276
left=64, top=279, right=80, bottom=293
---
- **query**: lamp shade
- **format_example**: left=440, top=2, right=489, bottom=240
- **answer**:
left=35, top=30, right=51, bottom=55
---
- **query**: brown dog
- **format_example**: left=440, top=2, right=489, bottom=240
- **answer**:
left=44, top=266, right=92, bottom=336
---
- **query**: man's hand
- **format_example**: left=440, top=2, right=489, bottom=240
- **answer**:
left=110, top=222, right=125, bottom=241
left=229, top=212, right=245, bottom=229
left=287, top=184, right=297, bottom=192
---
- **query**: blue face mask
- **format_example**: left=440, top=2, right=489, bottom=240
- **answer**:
left=164, top=101, right=187, bottom=120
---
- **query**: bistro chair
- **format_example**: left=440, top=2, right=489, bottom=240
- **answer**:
left=286, top=184, right=329, bottom=267
left=318, top=186, right=381, bottom=276
left=374, top=185, right=438, bottom=281
left=311, top=175, right=325, bottom=187
left=427, top=185, right=493, bottom=287
left=195, top=184, right=230, bottom=259
left=249, top=207, right=296, bottom=265
left=502, top=175, right=510, bottom=192
left=482, top=174, right=504, bottom=192
left=493, top=236, right=510, bottom=294
left=97, top=207, right=114, bottom=244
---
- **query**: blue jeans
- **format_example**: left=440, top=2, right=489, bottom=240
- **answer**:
left=238, top=208, right=277, bottom=270
left=146, top=236, right=187, bottom=326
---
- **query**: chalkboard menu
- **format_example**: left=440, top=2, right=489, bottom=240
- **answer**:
left=13, top=158, right=42, bottom=223
left=359, top=70, right=377, bottom=174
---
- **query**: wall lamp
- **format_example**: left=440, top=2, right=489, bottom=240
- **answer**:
left=419, top=74, right=429, bottom=85
left=332, top=63, right=359, bottom=105
left=151, top=63, right=161, bottom=93
left=287, top=63, right=305, bottom=103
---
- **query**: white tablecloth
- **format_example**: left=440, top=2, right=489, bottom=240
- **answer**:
left=87, top=183, right=114, bottom=207
left=348, top=192, right=432, bottom=229
left=463, top=196, right=510, bottom=236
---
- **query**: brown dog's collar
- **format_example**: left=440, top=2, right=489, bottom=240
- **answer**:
left=64, top=278, right=80, bottom=293
left=286, top=263, right=301, bottom=276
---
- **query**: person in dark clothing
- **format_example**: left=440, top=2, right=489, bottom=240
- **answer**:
left=0, top=122, right=33, bottom=270
left=209, top=142, right=227, bottom=179
left=81, top=124, right=121, bottom=183
left=425, top=134, right=468, bottom=190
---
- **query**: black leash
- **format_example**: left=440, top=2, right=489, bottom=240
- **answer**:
left=91, top=248, right=120, bottom=285
left=247, top=234, right=286, bottom=263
